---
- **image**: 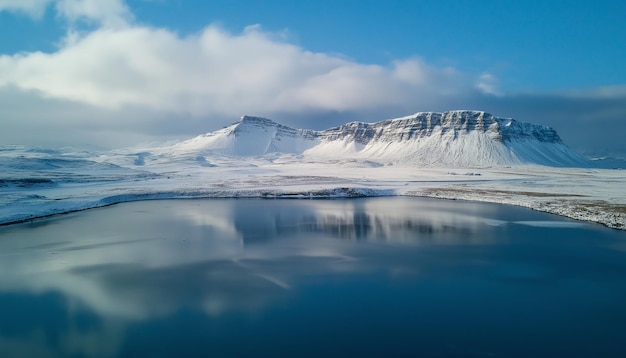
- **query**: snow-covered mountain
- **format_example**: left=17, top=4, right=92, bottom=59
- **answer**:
left=173, top=116, right=318, bottom=156
left=172, top=110, right=589, bottom=167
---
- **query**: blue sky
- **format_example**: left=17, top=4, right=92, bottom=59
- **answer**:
left=0, top=0, right=625, bottom=155
left=139, top=0, right=626, bottom=91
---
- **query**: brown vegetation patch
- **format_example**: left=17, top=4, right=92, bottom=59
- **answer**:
left=422, top=187, right=587, bottom=198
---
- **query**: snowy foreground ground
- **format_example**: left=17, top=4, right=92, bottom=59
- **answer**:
left=1, top=146, right=624, bottom=230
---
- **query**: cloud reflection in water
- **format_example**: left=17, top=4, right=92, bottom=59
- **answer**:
left=2, top=197, right=622, bottom=357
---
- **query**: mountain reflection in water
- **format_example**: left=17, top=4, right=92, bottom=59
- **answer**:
left=1, top=197, right=625, bottom=358
left=231, top=198, right=502, bottom=244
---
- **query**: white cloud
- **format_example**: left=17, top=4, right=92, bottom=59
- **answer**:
left=0, top=0, right=131, bottom=26
left=0, top=24, right=477, bottom=120
left=476, top=72, right=502, bottom=96
left=55, top=0, right=132, bottom=27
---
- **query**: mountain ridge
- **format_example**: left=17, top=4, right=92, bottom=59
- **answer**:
left=172, top=110, right=590, bottom=167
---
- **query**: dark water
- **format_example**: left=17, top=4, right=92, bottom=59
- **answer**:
left=1, top=198, right=625, bottom=357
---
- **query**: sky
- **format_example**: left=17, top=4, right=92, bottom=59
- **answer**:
left=0, top=0, right=625, bottom=156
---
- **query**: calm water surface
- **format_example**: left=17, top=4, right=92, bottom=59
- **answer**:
left=1, top=197, right=625, bottom=357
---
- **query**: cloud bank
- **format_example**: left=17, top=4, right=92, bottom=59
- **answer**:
left=0, top=0, right=624, bottom=156
left=0, top=24, right=475, bottom=117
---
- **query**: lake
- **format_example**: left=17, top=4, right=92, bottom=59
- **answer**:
left=1, top=197, right=625, bottom=357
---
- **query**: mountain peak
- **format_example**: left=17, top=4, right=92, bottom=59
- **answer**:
left=238, top=115, right=279, bottom=126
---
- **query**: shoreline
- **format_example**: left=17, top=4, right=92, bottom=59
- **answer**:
left=1, top=154, right=624, bottom=231
left=1, top=186, right=624, bottom=231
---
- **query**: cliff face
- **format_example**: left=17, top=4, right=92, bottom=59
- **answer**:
left=173, top=111, right=590, bottom=167
left=318, top=111, right=562, bottom=144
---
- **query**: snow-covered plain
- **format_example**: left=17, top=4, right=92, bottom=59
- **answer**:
left=1, top=111, right=624, bottom=230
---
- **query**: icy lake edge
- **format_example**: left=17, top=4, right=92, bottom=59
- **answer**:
left=2, top=185, right=624, bottom=231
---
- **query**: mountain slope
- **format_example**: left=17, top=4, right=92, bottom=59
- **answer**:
left=173, top=116, right=318, bottom=156
left=171, top=111, right=590, bottom=167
